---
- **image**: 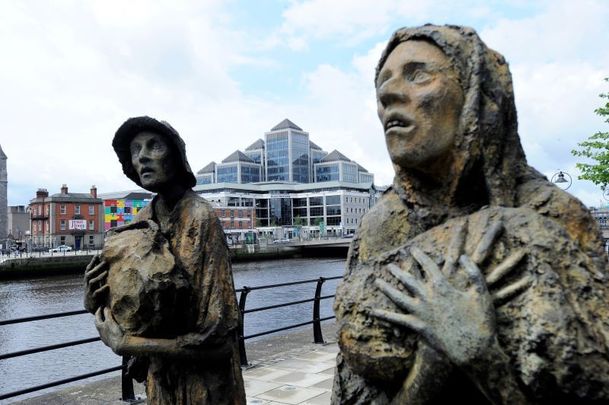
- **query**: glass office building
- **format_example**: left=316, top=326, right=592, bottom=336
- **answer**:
left=195, top=119, right=374, bottom=186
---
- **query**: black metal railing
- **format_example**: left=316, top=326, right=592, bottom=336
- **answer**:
left=0, top=275, right=341, bottom=402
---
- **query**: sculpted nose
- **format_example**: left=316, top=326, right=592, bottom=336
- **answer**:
left=377, top=78, right=409, bottom=109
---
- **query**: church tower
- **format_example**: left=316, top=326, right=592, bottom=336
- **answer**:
left=0, top=144, right=7, bottom=244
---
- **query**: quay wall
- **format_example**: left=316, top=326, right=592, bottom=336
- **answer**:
left=0, top=245, right=348, bottom=280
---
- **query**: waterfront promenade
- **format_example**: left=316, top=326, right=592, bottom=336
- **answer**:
left=11, top=323, right=339, bottom=405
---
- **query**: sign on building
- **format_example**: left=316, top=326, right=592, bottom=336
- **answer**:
left=69, top=220, right=87, bottom=230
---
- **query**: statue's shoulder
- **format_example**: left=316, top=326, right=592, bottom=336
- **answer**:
left=355, top=188, right=412, bottom=262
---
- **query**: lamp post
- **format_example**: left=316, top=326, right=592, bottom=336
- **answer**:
left=551, top=170, right=572, bottom=191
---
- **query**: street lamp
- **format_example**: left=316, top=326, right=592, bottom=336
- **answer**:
left=551, top=170, right=572, bottom=191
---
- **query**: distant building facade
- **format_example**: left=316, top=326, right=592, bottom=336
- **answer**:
left=99, top=191, right=153, bottom=231
left=8, top=205, right=29, bottom=242
left=29, top=185, right=104, bottom=249
left=0, top=144, right=7, bottom=246
left=195, top=180, right=378, bottom=239
left=196, top=119, right=374, bottom=186
left=590, top=207, right=609, bottom=253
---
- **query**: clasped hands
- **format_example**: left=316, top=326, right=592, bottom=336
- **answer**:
left=84, top=254, right=126, bottom=354
left=370, top=220, right=532, bottom=367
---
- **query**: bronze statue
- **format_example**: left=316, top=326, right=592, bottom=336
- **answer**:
left=84, top=117, right=246, bottom=404
left=332, top=25, right=609, bottom=404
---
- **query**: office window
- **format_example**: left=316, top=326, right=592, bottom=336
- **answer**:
left=75, top=205, right=81, bottom=215
left=60, top=204, right=66, bottom=214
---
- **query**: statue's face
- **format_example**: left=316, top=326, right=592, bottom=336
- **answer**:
left=376, top=40, right=463, bottom=172
left=130, top=132, right=177, bottom=191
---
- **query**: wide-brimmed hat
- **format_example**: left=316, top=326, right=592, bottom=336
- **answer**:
left=112, top=116, right=197, bottom=189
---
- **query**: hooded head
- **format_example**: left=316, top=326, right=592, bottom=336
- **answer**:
left=113, top=116, right=197, bottom=190
left=376, top=25, right=529, bottom=208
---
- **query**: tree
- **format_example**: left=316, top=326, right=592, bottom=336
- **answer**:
left=572, top=78, right=609, bottom=187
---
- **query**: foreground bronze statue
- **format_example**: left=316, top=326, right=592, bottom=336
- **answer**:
left=332, top=25, right=609, bottom=404
left=84, top=117, right=246, bottom=404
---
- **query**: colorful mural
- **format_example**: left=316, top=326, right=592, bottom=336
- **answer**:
left=104, top=198, right=150, bottom=231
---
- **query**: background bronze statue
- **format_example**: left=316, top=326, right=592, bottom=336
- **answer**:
left=84, top=116, right=245, bottom=404
left=332, top=25, right=609, bottom=404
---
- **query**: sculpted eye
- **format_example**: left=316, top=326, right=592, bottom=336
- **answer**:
left=409, top=70, right=432, bottom=84
left=130, top=144, right=141, bottom=156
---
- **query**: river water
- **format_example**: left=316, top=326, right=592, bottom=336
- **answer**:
left=0, top=257, right=345, bottom=403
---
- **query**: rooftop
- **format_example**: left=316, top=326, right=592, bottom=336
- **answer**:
left=271, top=118, right=303, bottom=132
left=320, top=150, right=351, bottom=163
left=197, top=161, right=217, bottom=174
left=221, top=151, right=256, bottom=164
left=245, top=139, right=265, bottom=151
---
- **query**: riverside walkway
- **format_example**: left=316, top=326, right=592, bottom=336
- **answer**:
left=11, top=324, right=339, bottom=405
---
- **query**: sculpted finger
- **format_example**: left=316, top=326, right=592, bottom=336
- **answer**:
left=493, top=275, right=533, bottom=305
left=486, top=250, right=526, bottom=287
left=92, top=284, right=109, bottom=299
left=85, top=255, right=100, bottom=272
left=95, top=307, right=104, bottom=325
left=386, top=263, right=424, bottom=296
left=85, top=260, right=107, bottom=282
left=442, top=221, right=467, bottom=276
left=90, top=270, right=108, bottom=286
left=472, top=221, right=503, bottom=265
left=369, top=309, right=425, bottom=333
left=459, top=255, right=487, bottom=294
left=374, top=279, right=419, bottom=313
left=410, top=247, right=443, bottom=282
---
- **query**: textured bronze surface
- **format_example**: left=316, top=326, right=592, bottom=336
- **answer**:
left=332, top=25, right=609, bottom=404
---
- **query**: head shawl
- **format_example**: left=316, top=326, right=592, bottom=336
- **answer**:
left=377, top=24, right=530, bottom=207
left=113, top=116, right=197, bottom=189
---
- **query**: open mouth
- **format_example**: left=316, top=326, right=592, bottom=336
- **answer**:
left=384, top=114, right=414, bottom=132
left=140, top=168, right=154, bottom=175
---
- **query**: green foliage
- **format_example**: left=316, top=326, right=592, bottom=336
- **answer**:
left=572, top=78, right=609, bottom=187
left=293, top=215, right=304, bottom=227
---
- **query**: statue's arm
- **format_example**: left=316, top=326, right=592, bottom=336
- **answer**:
left=95, top=306, right=234, bottom=360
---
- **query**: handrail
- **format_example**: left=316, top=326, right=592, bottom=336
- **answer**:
left=0, top=274, right=342, bottom=401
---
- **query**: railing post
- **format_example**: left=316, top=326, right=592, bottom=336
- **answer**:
left=313, top=277, right=325, bottom=344
left=238, top=287, right=250, bottom=366
left=121, top=355, right=135, bottom=401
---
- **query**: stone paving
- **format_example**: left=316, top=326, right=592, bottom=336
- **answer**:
left=243, top=342, right=337, bottom=404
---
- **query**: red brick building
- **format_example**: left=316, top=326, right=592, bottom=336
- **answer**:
left=29, top=184, right=104, bottom=249
left=213, top=205, right=256, bottom=244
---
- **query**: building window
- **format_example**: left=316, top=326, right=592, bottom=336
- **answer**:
left=110, top=220, right=117, bottom=228
left=60, top=220, right=66, bottom=230
left=60, top=204, right=66, bottom=214
left=45, top=221, right=49, bottom=233
left=124, top=206, right=131, bottom=214
left=37, top=222, right=42, bottom=231
left=38, top=206, right=42, bottom=215
left=75, top=205, right=81, bottom=215
left=89, top=220, right=94, bottom=231
left=45, top=205, right=49, bottom=216
left=88, top=205, right=95, bottom=215
left=60, top=236, right=66, bottom=244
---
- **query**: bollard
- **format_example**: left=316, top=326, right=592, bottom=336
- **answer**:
left=237, top=287, right=250, bottom=366
left=313, top=277, right=325, bottom=344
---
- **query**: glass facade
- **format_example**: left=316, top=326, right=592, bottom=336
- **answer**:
left=291, top=133, right=310, bottom=183
left=197, top=173, right=214, bottom=185
left=266, top=132, right=289, bottom=181
left=343, top=162, right=358, bottom=183
left=217, top=164, right=238, bottom=183
left=269, top=197, right=292, bottom=226
left=316, top=163, right=340, bottom=182
left=241, top=164, right=261, bottom=183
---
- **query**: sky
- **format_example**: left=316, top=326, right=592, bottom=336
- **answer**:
left=1, top=0, right=608, bottom=207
